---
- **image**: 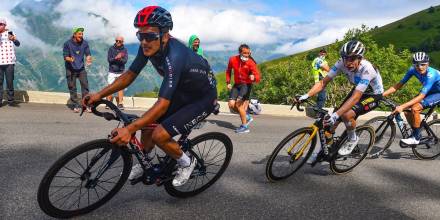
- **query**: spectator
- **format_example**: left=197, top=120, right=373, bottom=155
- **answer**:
left=188, top=34, right=203, bottom=56
left=107, top=36, right=128, bottom=110
left=63, top=27, right=92, bottom=113
left=0, top=18, right=20, bottom=107
left=226, top=44, right=261, bottom=133
left=311, top=49, right=330, bottom=109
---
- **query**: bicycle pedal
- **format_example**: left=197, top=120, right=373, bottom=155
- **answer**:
left=130, top=176, right=143, bottom=185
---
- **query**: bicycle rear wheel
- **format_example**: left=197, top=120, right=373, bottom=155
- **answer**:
left=164, top=132, right=233, bottom=198
left=330, top=125, right=374, bottom=174
left=364, top=116, right=395, bottom=158
left=265, top=127, right=317, bottom=182
left=413, top=119, right=440, bottom=160
left=37, top=139, right=132, bottom=218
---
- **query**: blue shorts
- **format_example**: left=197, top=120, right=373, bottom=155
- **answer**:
left=421, top=93, right=440, bottom=108
left=158, top=89, right=217, bottom=137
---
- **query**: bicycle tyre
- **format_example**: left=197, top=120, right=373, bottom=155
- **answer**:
left=265, top=127, right=317, bottom=182
left=364, top=116, right=396, bottom=158
left=37, top=139, right=132, bottom=218
left=164, top=132, right=233, bottom=198
left=412, top=119, right=440, bottom=160
left=330, top=125, right=374, bottom=174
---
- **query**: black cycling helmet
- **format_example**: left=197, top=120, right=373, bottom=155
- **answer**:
left=412, top=52, right=430, bottom=64
left=133, top=6, right=173, bottom=32
left=340, top=40, right=365, bottom=58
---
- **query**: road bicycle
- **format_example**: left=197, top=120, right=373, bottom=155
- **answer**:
left=266, top=97, right=375, bottom=182
left=364, top=98, right=440, bottom=159
left=37, top=99, right=233, bottom=218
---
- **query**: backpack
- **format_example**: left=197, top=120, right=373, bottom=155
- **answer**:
left=248, top=99, right=262, bottom=115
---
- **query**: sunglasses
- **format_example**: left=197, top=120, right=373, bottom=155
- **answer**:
left=115, top=40, right=123, bottom=43
left=0, top=23, right=5, bottom=26
left=343, top=56, right=359, bottom=63
left=414, top=63, right=428, bottom=67
left=136, top=32, right=160, bottom=42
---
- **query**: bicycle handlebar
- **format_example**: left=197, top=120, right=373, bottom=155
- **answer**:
left=290, top=96, right=304, bottom=112
left=81, top=96, right=131, bottom=124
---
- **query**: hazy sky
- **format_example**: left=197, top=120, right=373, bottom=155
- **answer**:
left=2, top=0, right=440, bottom=54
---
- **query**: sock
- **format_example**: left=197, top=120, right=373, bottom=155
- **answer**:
left=412, top=127, right=421, bottom=140
left=347, top=129, right=357, bottom=141
left=176, top=153, right=191, bottom=167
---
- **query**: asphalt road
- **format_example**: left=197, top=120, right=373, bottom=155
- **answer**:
left=1, top=103, right=440, bottom=219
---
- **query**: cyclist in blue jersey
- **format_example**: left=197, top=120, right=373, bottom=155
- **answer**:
left=83, top=6, right=217, bottom=187
left=383, top=52, right=440, bottom=145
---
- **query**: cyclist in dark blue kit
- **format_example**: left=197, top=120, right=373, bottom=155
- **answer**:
left=83, top=6, right=217, bottom=187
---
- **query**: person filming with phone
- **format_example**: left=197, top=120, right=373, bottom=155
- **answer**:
left=0, top=18, right=20, bottom=107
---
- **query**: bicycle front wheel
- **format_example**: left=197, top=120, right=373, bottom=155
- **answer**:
left=330, top=125, right=374, bottom=174
left=413, top=119, right=440, bottom=160
left=164, top=132, right=233, bottom=198
left=265, top=127, right=317, bottom=182
left=364, top=116, right=396, bottom=158
left=37, top=139, right=132, bottom=218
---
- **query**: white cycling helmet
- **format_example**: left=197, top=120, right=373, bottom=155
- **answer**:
left=412, top=52, right=429, bottom=64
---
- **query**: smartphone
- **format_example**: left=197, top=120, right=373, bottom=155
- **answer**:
left=8, top=31, right=13, bottom=36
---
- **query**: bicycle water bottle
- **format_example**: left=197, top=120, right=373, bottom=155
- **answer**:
left=395, top=113, right=404, bottom=129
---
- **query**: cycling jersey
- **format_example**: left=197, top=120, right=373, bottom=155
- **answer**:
left=328, top=59, right=384, bottom=94
left=226, top=55, right=261, bottom=85
left=129, top=37, right=216, bottom=100
left=400, top=66, right=440, bottom=95
left=128, top=37, right=217, bottom=136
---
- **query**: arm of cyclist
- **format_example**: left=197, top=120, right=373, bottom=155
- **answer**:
left=383, top=82, right=404, bottom=97
left=299, top=76, right=332, bottom=101
left=83, top=70, right=137, bottom=105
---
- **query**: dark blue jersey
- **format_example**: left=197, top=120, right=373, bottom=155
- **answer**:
left=129, top=38, right=216, bottom=100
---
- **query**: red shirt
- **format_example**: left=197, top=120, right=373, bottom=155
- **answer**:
left=225, top=55, right=261, bottom=85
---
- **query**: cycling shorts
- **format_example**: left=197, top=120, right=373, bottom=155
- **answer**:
left=158, top=89, right=217, bottom=137
left=229, top=84, right=252, bottom=101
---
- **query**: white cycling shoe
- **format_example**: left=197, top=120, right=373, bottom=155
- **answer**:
left=338, top=136, right=359, bottom=156
left=172, top=157, right=197, bottom=187
left=401, top=137, right=420, bottom=145
left=128, top=164, right=143, bottom=180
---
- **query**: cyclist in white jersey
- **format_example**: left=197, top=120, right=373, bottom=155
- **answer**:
left=298, top=41, right=384, bottom=160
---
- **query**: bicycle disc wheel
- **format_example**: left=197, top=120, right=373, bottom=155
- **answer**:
left=330, top=125, right=374, bottom=174
left=37, top=139, right=132, bottom=218
left=164, top=132, right=233, bottom=198
left=364, top=116, right=395, bottom=158
left=265, top=127, right=317, bottom=182
left=412, top=119, right=440, bottom=160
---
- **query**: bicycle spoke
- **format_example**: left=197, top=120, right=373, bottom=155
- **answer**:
left=56, top=184, right=81, bottom=209
left=96, top=183, right=110, bottom=193
left=75, top=158, right=86, bottom=172
left=54, top=175, right=79, bottom=179
left=49, top=178, right=80, bottom=197
left=63, top=165, right=82, bottom=176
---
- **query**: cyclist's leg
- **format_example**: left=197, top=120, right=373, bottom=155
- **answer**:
left=153, top=91, right=216, bottom=160
left=338, top=94, right=381, bottom=155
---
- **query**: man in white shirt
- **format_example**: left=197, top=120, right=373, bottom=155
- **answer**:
left=0, top=18, right=20, bottom=107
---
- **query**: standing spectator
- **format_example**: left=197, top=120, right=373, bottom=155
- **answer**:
left=311, top=49, right=330, bottom=109
left=107, top=36, right=128, bottom=109
left=226, top=44, right=261, bottom=133
left=0, top=18, right=20, bottom=107
left=63, top=27, right=92, bottom=113
left=188, top=34, right=203, bottom=56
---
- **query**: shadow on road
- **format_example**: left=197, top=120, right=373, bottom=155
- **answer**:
left=206, top=119, right=236, bottom=130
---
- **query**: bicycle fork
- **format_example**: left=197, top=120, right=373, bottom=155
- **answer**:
left=286, top=125, right=319, bottom=161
